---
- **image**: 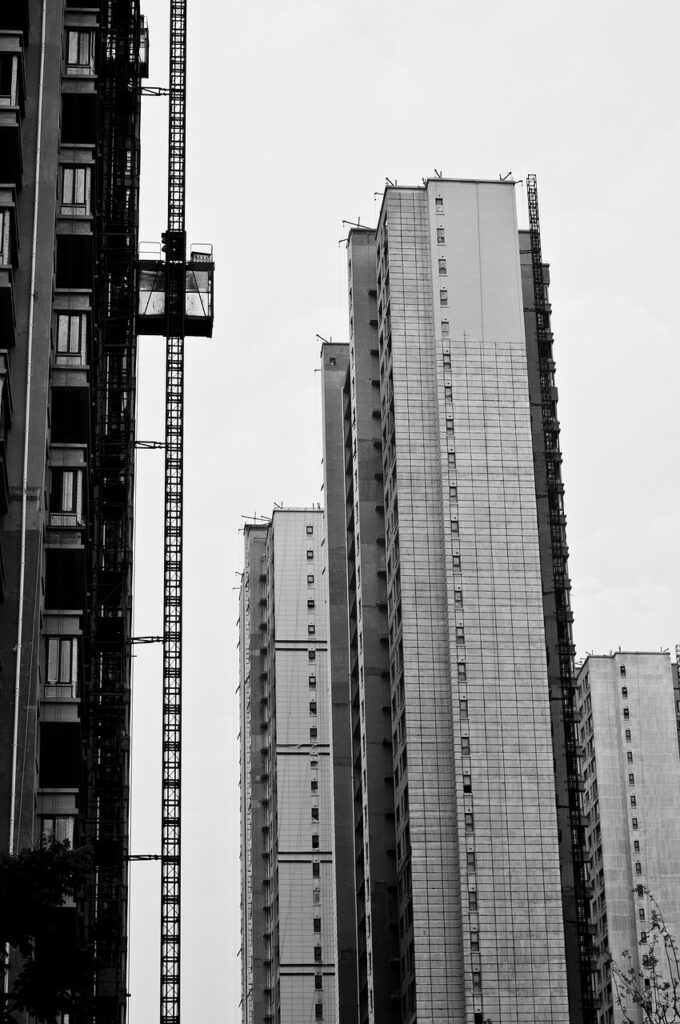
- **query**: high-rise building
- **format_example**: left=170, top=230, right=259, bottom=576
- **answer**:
left=321, top=176, right=593, bottom=1024
left=576, top=652, right=680, bottom=1024
left=239, top=510, right=339, bottom=1024
left=0, top=2, right=146, bottom=1020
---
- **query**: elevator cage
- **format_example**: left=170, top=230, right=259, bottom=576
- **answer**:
left=136, top=243, right=214, bottom=337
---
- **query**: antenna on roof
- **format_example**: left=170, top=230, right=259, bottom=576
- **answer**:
left=500, top=171, right=513, bottom=181
left=434, top=169, right=443, bottom=179
left=385, top=177, right=395, bottom=187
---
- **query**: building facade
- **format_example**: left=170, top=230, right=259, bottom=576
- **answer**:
left=239, top=511, right=339, bottom=1024
left=0, top=1, right=145, bottom=1019
left=577, top=652, right=680, bottom=1024
left=321, top=177, right=592, bottom=1024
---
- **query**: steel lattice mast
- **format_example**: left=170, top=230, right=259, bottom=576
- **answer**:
left=161, top=0, right=186, bottom=1020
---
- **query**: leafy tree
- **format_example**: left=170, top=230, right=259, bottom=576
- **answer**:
left=609, top=891, right=680, bottom=1024
left=0, top=842, right=94, bottom=1023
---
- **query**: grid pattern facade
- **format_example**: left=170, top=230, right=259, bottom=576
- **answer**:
left=240, top=512, right=338, bottom=1024
left=577, top=654, right=680, bottom=1024
left=375, top=180, right=570, bottom=1023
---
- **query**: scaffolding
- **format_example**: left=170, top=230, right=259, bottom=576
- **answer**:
left=526, top=174, right=596, bottom=1024
left=83, top=3, right=144, bottom=1022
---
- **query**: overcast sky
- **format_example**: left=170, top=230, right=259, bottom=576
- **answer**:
left=127, top=1, right=680, bottom=1021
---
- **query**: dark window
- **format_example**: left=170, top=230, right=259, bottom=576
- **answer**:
left=308, top=624, right=316, bottom=635
left=623, top=707, right=630, bottom=719
left=312, top=862, right=320, bottom=877
left=632, top=817, right=638, bottom=830
left=310, top=727, right=318, bottom=740
left=306, top=549, right=314, bottom=560
left=629, top=773, right=635, bottom=784
left=308, top=651, right=316, bottom=661
left=635, top=861, right=642, bottom=874
left=307, top=574, right=314, bottom=584
left=620, top=665, right=627, bottom=676
left=306, top=525, right=314, bottom=535
left=315, top=1004, right=323, bottom=1020
left=622, top=686, right=628, bottom=698
left=315, top=975, right=322, bottom=990
left=314, top=946, right=322, bottom=962
left=309, top=675, right=316, bottom=687
left=307, top=599, right=315, bottom=609
left=313, top=917, right=321, bottom=932
left=311, top=807, right=319, bottom=821
left=309, top=701, right=317, bottom=715
left=312, top=834, right=319, bottom=849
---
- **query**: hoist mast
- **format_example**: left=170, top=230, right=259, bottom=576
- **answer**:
left=159, top=0, right=186, bottom=1020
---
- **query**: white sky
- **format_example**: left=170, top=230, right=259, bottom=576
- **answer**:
left=128, top=1, right=680, bottom=1021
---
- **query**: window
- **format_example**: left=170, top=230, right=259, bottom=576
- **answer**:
left=640, top=931, right=647, bottom=943
left=456, top=626, right=465, bottom=644
left=634, top=841, right=640, bottom=852
left=441, top=319, right=450, bottom=335
left=439, top=289, right=448, bottom=306
left=437, top=227, right=445, bottom=243
left=639, top=908, right=645, bottom=920
left=315, top=975, right=323, bottom=990
left=307, top=574, right=314, bottom=584
left=315, top=1004, right=323, bottom=1020
left=460, top=699, right=468, bottom=719
left=452, top=554, right=461, bottom=571
left=51, top=469, right=84, bottom=523
left=312, top=834, right=319, bottom=849
left=627, top=751, right=633, bottom=763
left=314, top=946, right=322, bottom=962
left=461, top=736, right=470, bottom=755
left=470, top=931, right=479, bottom=952
left=446, top=416, right=454, bottom=433
left=625, top=729, right=631, bottom=741
left=40, top=815, right=75, bottom=847
left=46, top=636, right=79, bottom=694
left=312, top=861, right=320, bottom=877
left=65, top=30, right=95, bottom=75
left=469, top=891, right=478, bottom=911
left=60, top=165, right=91, bottom=216
left=308, top=650, right=316, bottom=661
left=620, top=665, right=627, bottom=676
left=313, top=917, right=321, bottom=931
left=310, top=727, right=318, bottom=740
left=438, top=258, right=447, bottom=275
left=629, top=773, right=635, bottom=785
left=309, top=675, right=316, bottom=687
left=463, top=773, right=472, bottom=793
left=309, top=701, right=317, bottom=716
left=623, top=707, right=630, bottom=719
left=467, top=851, right=476, bottom=870
left=435, top=197, right=444, bottom=211
left=56, top=313, right=87, bottom=365
left=306, top=525, right=314, bottom=535
left=637, top=885, right=644, bottom=897
left=465, top=812, right=474, bottom=834
left=621, top=686, right=628, bottom=698
left=472, top=970, right=481, bottom=992
left=450, top=520, right=459, bottom=535
left=632, top=817, right=638, bottom=830
left=308, top=624, right=316, bottom=636
left=307, top=599, right=315, bottom=609
left=306, top=549, right=314, bottom=560
left=631, top=795, right=637, bottom=806
left=0, top=209, right=12, bottom=264
left=311, top=779, right=318, bottom=792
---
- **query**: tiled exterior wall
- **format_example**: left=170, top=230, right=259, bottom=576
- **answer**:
left=240, top=512, right=338, bottom=1024
left=578, top=654, right=680, bottom=1024
left=320, top=342, right=359, bottom=1024
left=376, top=180, right=570, bottom=1024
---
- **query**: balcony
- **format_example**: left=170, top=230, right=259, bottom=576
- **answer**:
left=0, top=33, right=25, bottom=186
left=0, top=0, right=29, bottom=41
left=137, top=244, right=214, bottom=338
